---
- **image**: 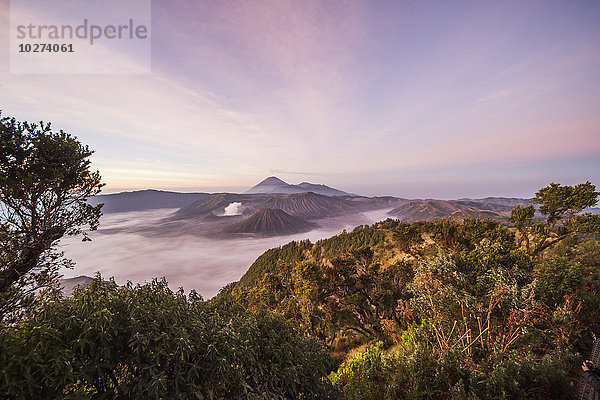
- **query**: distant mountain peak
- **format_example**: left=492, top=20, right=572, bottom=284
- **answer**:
left=245, top=176, right=353, bottom=197
left=260, top=176, right=288, bottom=185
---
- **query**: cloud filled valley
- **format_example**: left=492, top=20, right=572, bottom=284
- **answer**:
left=59, top=208, right=393, bottom=298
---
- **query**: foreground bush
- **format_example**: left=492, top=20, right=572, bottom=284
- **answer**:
left=330, top=338, right=573, bottom=400
left=0, top=277, right=335, bottom=399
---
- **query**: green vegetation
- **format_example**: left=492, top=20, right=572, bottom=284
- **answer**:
left=1, top=277, right=335, bottom=399
left=233, top=182, right=600, bottom=399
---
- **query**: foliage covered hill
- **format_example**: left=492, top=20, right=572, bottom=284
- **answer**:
left=231, top=182, right=600, bottom=399
left=230, top=208, right=316, bottom=235
left=236, top=224, right=388, bottom=291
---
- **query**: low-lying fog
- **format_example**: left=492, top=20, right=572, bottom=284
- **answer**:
left=59, top=208, right=393, bottom=298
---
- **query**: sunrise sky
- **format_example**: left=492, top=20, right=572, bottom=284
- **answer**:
left=1, top=0, right=599, bottom=198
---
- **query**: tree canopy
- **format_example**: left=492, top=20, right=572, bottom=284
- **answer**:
left=0, top=113, right=103, bottom=320
left=533, top=181, right=598, bottom=227
left=511, top=181, right=600, bottom=256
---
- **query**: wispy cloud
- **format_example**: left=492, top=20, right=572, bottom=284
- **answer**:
left=1, top=0, right=599, bottom=197
left=269, top=169, right=318, bottom=176
left=477, top=89, right=515, bottom=103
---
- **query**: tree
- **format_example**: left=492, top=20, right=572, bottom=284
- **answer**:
left=510, top=182, right=600, bottom=256
left=533, top=181, right=598, bottom=227
left=0, top=114, right=103, bottom=320
left=510, top=204, right=535, bottom=253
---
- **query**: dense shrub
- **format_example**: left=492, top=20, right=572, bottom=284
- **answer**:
left=330, top=338, right=573, bottom=400
left=0, top=277, right=335, bottom=399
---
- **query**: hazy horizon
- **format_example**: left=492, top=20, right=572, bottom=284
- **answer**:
left=1, top=1, right=599, bottom=199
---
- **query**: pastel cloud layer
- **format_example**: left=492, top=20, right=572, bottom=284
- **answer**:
left=1, top=0, right=598, bottom=198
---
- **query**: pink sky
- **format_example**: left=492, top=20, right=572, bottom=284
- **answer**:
left=1, top=0, right=599, bottom=198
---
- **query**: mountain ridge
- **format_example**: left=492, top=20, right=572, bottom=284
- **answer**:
left=387, top=199, right=515, bottom=223
left=85, top=178, right=559, bottom=237
left=88, top=189, right=210, bottom=213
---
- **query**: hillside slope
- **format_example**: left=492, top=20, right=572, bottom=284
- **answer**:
left=236, top=222, right=389, bottom=290
left=231, top=212, right=600, bottom=399
left=259, top=192, right=358, bottom=219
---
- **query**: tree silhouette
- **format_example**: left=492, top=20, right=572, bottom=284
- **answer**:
left=0, top=113, right=103, bottom=319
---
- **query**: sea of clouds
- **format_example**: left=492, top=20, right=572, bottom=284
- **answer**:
left=59, top=208, right=393, bottom=298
